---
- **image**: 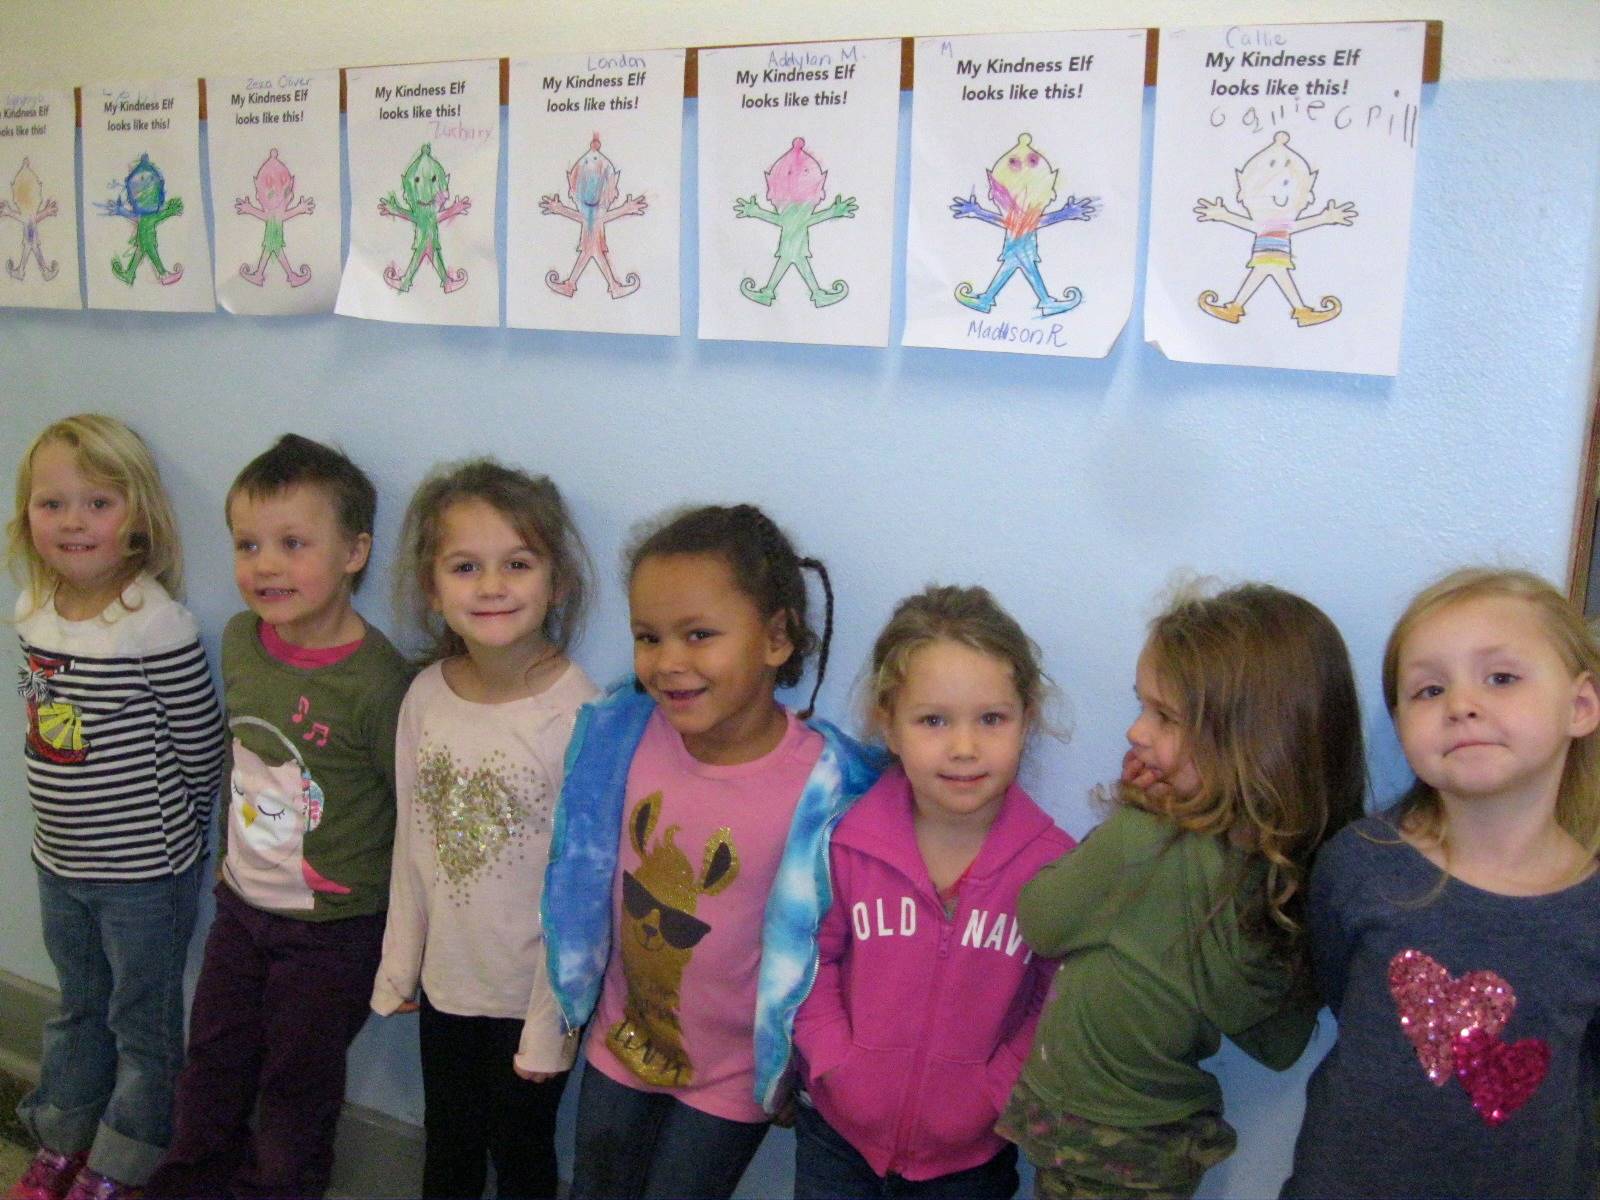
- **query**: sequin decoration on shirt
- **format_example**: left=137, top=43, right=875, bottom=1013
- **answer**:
left=415, top=742, right=549, bottom=899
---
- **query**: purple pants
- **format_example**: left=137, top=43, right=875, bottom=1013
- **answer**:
left=145, top=884, right=384, bottom=1200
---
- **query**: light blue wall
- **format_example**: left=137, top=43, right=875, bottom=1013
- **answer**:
left=3, top=75, right=1598, bottom=1198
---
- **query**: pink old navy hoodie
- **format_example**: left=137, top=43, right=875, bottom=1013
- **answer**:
left=793, top=767, right=1075, bottom=1181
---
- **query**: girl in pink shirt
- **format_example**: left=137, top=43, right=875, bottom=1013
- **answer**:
left=544, top=504, right=883, bottom=1199
left=793, top=585, right=1075, bottom=1198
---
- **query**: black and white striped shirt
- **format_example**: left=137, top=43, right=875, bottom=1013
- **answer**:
left=16, top=576, right=226, bottom=881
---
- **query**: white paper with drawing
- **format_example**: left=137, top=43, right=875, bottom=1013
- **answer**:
left=337, top=60, right=500, bottom=327
left=207, top=69, right=341, bottom=316
left=1145, top=22, right=1424, bottom=375
left=82, top=79, right=214, bottom=312
left=507, top=50, right=683, bottom=336
left=0, top=88, right=81, bottom=310
left=697, top=40, right=900, bottom=347
left=904, top=30, right=1145, bottom=358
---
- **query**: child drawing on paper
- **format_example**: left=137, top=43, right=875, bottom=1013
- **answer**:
left=98, top=153, right=183, bottom=286
left=0, top=159, right=60, bottom=282
left=234, top=148, right=315, bottom=287
left=950, top=133, right=1097, bottom=318
left=540, top=133, right=647, bottom=299
left=734, top=137, right=856, bottom=308
left=1195, top=131, right=1356, bottom=327
left=378, top=143, right=470, bottom=294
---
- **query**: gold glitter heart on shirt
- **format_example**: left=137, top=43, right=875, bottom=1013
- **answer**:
left=415, top=743, right=547, bottom=895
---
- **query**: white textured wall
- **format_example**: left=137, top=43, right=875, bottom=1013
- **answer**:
left=3, top=3, right=1599, bottom=1197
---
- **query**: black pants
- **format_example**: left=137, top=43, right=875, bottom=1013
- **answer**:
left=419, top=994, right=568, bottom=1199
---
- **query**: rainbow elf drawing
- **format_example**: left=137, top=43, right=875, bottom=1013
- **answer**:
left=234, top=149, right=315, bottom=287
left=540, top=134, right=647, bottom=299
left=733, top=137, right=856, bottom=308
left=378, top=143, right=470, bottom=294
left=98, top=153, right=184, bottom=286
left=1194, top=131, right=1356, bottom=327
left=950, top=133, right=1096, bottom=318
left=1, top=159, right=60, bottom=282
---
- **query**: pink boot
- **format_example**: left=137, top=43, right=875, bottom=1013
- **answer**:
left=6, top=1148, right=86, bottom=1200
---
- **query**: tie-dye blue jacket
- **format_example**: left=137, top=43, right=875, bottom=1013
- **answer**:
left=541, top=680, right=885, bottom=1114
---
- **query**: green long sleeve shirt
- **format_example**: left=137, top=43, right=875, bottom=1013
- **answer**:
left=1016, top=805, right=1315, bottom=1127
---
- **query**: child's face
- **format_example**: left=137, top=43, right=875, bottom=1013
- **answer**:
left=229, top=483, right=370, bottom=648
left=1126, top=648, right=1203, bottom=800
left=881, top=638, right=1026, bottom=829
left=629, top=552, right=793, bottom=765
left=1393, top=595, right=1599, bottom=810
left=428, top=498, right=555, bottom=662
left=27, top=439, right=131, bottom=611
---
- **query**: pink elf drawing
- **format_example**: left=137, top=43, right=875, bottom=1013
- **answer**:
left=734, top=137, right=856, bottom=308
left=234, top=149, right=315, bottom=287
left=540, top=133, right=648, bottom=299
left=1, top=158, right=61, bottom=282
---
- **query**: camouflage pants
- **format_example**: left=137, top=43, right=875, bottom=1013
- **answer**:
left=996, top=1084, right=1235, bottom=1200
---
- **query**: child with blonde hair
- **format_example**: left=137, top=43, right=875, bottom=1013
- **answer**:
left=372, top=460, right=598, bottom=1200
left=7, top=415, right=224, bottom=1200
left=1001, top=582, right=1366, bottom=1199
left=793, top=585, right=1075, bottom=1198
left=1283, top=568, right=1600, bottom=1198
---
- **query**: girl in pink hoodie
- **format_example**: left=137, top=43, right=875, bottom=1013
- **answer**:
left=792, top=585, right=1075, bottom=1198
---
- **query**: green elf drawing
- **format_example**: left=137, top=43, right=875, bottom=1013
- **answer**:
left=98, top=153, right=184, bottom=286
left=733, top=137, right=856, bottom=308
left=379, top=143, right=471, bottom=294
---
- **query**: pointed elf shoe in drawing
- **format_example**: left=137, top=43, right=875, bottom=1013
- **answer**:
left=110, top=257, right=136, bottom=286
left=6, top=257, right=24, bottom=281
left=239, top=263, right=268, bottom=287
left=810, top=280, right=848, bottom=308
left=286, top=263, right=312, bottom=288
left=1197, top=291, right=1245, bottom=323
left=739, top=277, right=776, bottom=306
left=954, top=283, right=996, bottom=313
left=607, top=276, right=641, bottom=299
left=1037, top=287, right=1084, bottom=318
left=442, top=267, right=468, bottom=294
left=158, top=267, right=183, bottom=286
left=1292, top=297, right=1342, bottom=327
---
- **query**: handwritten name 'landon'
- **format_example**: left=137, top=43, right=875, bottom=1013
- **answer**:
left=851, top=897, right=1032, bottom=959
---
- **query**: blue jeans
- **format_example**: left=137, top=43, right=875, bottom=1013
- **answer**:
left=568, top=1063, right=769, bottom=1199
left=18, top=859, right=202, bottom=1186
left=794, top=1103, right=1019, bottom=1199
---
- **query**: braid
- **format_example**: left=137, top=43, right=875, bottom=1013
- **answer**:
left=798, top=557, right=832, bottom=718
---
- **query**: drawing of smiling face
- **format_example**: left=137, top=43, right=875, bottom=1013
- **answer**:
left=225, top=736, right=318, bottom=910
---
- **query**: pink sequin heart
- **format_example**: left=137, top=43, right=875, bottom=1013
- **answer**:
left=1453, top=1027, right=1550, bottom=1126
left=1387, top=949, right=1515, bottom=1084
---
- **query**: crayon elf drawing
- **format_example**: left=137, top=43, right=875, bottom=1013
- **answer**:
left=234, top=149, right=315, bottom=287
left=1194, top=131, right=1356, bottom=327
left=540, top=133, right=647, bottom=299
left=378, top=143, right=470, bottom=294
left=98, top=153, right=183, bottom=286
left=0, top=159, right=60, bottom=282
left=733, top=137, right=856, bottom=308
left=949, top=133, right=1097, bottom=318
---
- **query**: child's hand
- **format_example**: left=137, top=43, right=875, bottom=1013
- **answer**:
left=770, top=1093, right=798, bottom=1128
left=392, top=999, right=420, bottom=1014
left=514, top=1064, right=559, bottom=1083
left=1121, top=749, right=1174, bottom=802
